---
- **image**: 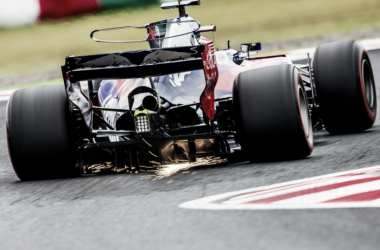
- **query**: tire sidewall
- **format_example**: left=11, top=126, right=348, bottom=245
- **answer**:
left=294, top=68, right=314, bottom=151
left=356, top=43, right=377, bottom=122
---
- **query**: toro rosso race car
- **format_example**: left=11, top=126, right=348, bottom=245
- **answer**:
left=6, top=0, right=377, bottom=180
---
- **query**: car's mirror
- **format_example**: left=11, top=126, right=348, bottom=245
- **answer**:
left=233, top=42, right=262, bottom=65
left=240, top=43, right=261, bottom=52
left=197, top=25, right=216, bottom=33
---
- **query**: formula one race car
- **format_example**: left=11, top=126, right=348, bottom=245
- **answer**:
left=6, top=0, right=377, bottom=180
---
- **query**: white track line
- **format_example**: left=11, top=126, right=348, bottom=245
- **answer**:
left=222, top=175, right=373, bottom=205
left=179, top=165, right=380, bottom=210
left=274, top=179, right=380, bottom=205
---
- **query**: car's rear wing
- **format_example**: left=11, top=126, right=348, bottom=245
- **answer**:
left=62, top=45, right=205, bottom=82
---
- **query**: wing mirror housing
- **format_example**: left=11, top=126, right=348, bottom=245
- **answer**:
left=161, top=0, right=201, bottom=9
left=233, top=42, right=262, bottom=64
left=240, top=43, right=261, bottom=52
left=161, top=0, right=201, bottom=17
left=197, top=25, right=216, bottom=33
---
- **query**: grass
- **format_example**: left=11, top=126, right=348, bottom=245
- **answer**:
left=0, top=0, right=380, bottom=81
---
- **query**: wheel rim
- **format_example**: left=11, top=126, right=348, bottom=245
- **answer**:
left=362, top=59, right=375, bottom=109
left=299, top=84, right=312, bottom=140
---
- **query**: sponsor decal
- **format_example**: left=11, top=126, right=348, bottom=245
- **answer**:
left=180, top=165, right=380, bottom=210
left=200, top=42, right=218, bottom=120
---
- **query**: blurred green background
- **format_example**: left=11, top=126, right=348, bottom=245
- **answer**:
left=0, top=0, right=379, bottom=84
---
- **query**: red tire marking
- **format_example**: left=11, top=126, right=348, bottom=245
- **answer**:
left=358, top=44, right=376, bottom=121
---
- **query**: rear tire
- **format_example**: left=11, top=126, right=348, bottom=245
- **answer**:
left=233, top=64, right=313, bottom=161
left=313, top=40, right=377, bottom=134
left=6, top=85, right=79, bottom=181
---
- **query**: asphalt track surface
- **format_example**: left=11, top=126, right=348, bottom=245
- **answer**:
left=1, top=50, right=380, bottom=250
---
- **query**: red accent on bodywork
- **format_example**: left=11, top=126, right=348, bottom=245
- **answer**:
left=115, top=79, right=128, bottom=91
left=200, top=42, right=219, bottom=120
left=246, top=54, right=286, bottom=60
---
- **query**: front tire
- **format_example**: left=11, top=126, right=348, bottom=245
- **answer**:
left=6, top=85, right=79, bottom=181
left=233, top=64, right=313, bottom=161
left=313, top=40, right=377, bottom=134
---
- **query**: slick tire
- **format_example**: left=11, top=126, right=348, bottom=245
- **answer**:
left=233, top=64, right=313, bottom=161
left=313, top=40, right=377, bottom=134
left=6, top=85, right=79, bottom=181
